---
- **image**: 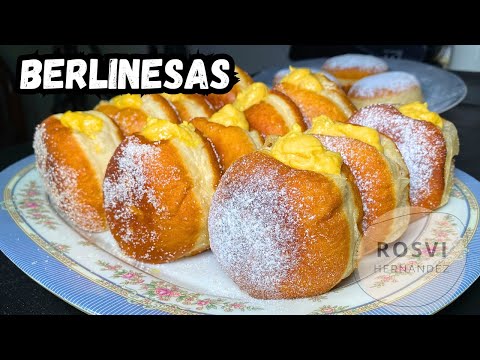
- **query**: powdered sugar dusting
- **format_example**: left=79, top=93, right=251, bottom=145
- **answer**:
left=103, top=137, right=179, bottom=259
left=33, top=123, right=104, bottom=231
left=103, top=137, right=161, bottom=213
left=323, top=54, right=388, bottom=72
left=349, top=71, right=421, bottom=97
left=318, top=136, right=379, bottom=231
left=349, top=105, right=445, bottom=208
left=209, top=155, right=301, bottom=298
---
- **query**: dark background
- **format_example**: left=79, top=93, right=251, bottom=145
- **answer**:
left=1, top=44, right=479, bottom=314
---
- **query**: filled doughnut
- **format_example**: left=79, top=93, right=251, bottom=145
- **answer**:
left=349, top=103, right=459, bottom=210
left=307, top=116, right=410, bottom=254
left=232, top=82, right=306, bottom=137
left=273, top=67, right=357, bottom=126
left=321, top=54, right=389, bottom=92
left=209, top=126, right=363, bottom=299
left=206, top=65, right=254, bottom=110
left=103, top=118, right=220, bottom=264
left=95, top=94, right=179, bottom=136
left=348, top=71, right=424, bottom=109
left=191, top=105, right=262, bottom=173
left=33, top=110, right=122, bottom=232
left=161, top=93, right=214, bottom=122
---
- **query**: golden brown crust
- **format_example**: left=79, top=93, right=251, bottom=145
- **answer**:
left=103, top=134, right=220, bottom=264
left=143, top=94, right=181, bottom=123
left=206, top=66, right=254, bottom=110
left=244, top=101, right=289, bottom=136
left=33, top=116, right=107, bottom=232
left=314, top=74, right=357, bottom=117
left=165, top=94, right=214, bottom=122
left=197, top=131, right=222, bottom=188
left=95, top=94, right=179, bottom=137
left=273, top=82, right=349, bottom=126
left=209, top=151, right=360, bottom=299
left=95, top=104, right=148, bottom=137
left=319, top=136, right=396, bottom=231
left=191, top=118, right=258, bottom=173
left=105, top=136, right=200, bottom=262
left=315, top=135, right=407, bottom=253
left=349, top=104, right=447, bottom=210
left=244, top=90, right=306, bottom=138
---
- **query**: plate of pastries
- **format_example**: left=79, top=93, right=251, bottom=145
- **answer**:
left=1, top=60, right=480, bottom=315
left=257, top=53, right=467, bottom=114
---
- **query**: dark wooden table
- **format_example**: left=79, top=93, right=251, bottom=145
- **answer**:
left=1, top=73, right=479, bottom=315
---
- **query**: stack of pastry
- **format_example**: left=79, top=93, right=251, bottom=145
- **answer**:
left=32, top=64, right=460, bottom=301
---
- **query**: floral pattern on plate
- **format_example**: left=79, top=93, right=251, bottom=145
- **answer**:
left=1, top=159, right=479, bottom=315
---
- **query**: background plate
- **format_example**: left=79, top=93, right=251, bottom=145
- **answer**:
left=1, top=156, right=480, bottom=315
left=254, top=58, right=467, bottom=114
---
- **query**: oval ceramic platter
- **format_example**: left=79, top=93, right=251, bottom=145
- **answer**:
left=254, top=58, right=467, bottom=114
left=1, top=155, right=480, bottom=315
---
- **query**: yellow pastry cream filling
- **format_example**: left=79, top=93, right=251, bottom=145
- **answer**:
left=209, top=104, right=250, bottom=130
left=266, top=124, right=342, bottom=175
left=307, top=115, right=384, bottom=152
left=280, top=67, right=324, bottom=95
left=59, top=111, right=104, bottom=139
left=398, top=102, right=444, bottom=129
left=209, top=82, right=268, bottom=131
left=233, top=82, right=270, bottom=111
left=140, top=117, right=202, bottom=147
left=110, top=94, right=143, bottom=109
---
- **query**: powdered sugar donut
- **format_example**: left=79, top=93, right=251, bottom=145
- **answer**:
left=33, top=111, right=122, bottom=232
left=349, top=104, right=459, bottom=210
left=103, top=119, right=220, bottom=264
left=209, top=150, right=362, bottom=300
left=348, top=71, right=423, bottom=108
left=306, top=116, right=410, bottom=254
left=322, top=54, right=388, bottom=92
